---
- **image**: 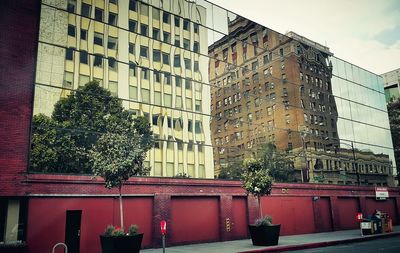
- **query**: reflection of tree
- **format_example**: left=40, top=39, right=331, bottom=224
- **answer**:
left=257, top=143, right=295, bottom=183
left=30, top=81, right=151, bottom=174
left=387, top=98, right=400, bottom=181
left=218, top=158, right=243, bottom=180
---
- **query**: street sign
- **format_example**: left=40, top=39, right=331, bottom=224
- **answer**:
left=375, top=187, right=389, bottom=200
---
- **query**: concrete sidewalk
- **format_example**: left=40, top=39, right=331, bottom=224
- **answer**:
left=142, top=226, right=400, bottom=253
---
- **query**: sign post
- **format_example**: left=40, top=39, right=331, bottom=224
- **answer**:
left=160, top=220, right=167, bottom=253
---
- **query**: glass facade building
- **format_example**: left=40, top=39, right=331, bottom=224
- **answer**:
left=30, top=0, right=396, bottom=185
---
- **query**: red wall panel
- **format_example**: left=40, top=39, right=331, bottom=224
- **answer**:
left=336, top=197, right=359, bottom=230
left=313, top=197, right=332, bottom=232
left=365, top=198, right=398, bottom=225
left=232, top=197, right=248, bottom=239
left=27, top=197, right=153, bottom=253
left=261, top=196, right=316, bottom=235
left=170, top=197, right=220, bottom=244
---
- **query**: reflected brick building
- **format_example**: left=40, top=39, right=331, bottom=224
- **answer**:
left=209, top=17, right=393, bottom=185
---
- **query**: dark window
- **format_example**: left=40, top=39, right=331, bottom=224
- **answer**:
left=163, top=13, right=170, bottom=23
left=68, top=25, right=76, bottom=37
left=164, top=72, right=171, bottom=85
left=183, top=19, right=190, bottom=30
left=195, top=121, right=202, bottom=133
left=108, top=12, right=117, bottom=26
left=162, top=52, right=170, bottom=65
left=174, top=35, right=180, bottom=47
left=194, top=23, right=199, bottom=33
left=94, top=33, right=103, bottom=46
left=140, top=46, right=148, bottom=58
left=140, top=24, right=148, bottom=36
left=129, top=0, right=137, bottom=11
left=109, top=0, right=118, bottom=5
left=108, top=37, right=117, bottom=50
left=152, top=28, right=160, bottom=40
left=129, top=62, right=136, bottom=76
left=80, top=29, right=87, bottom=40
left=185, top=79, right=192, bottom=89
left=153, top=49, right=161, bottom=62
left=81, top=3, right=91, bottom=17
left=94, top=54, right=102, bottom=67
left=193, top=41, right=200, bottom=53
left=108, top=57, right=117, bottom=71
left=184, top=58, right=191, bottom=70
left=95, top=8, right=103, bottom=21
left=175, top=76, right=181, bottom=87
left=129, top=20, right=137, bottom=32
left=188, top=120, right=193, bottom=132
left=174, top=54, right=180, bottom=67
left=183, top=39, right=190, bottom=50
left=67, top=0, right=76, bottom=13
left=174, top=16, right=180, bottom=27
left=163, top=32, right=170, bottom=43
left=129, top=43, right=135, bottom=54
left=66, top=47, right=74, bottom=60
left=80, top=51, right=88, bottom=64
left=194, top=61, right=199, bottom=72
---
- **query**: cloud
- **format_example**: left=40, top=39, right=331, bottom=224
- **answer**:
left=210, top=0, right=400, bottom=74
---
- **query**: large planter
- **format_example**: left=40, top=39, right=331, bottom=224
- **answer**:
left=248, top=224, right=280, bottom=246
left=100, top=234, right=143, bottom=253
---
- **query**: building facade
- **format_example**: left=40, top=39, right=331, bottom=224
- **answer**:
left=34, top=0, right=214, bottom=178
left=0, top=0, right=397, bottom=249
left=209, top=17, right=395, bottom=185
left=381, top=68, right=400, bottom=102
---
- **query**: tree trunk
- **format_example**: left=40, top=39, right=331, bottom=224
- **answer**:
left=258, top=196, right=263, bottom=218
left=118, top=185, right=124, bottom=230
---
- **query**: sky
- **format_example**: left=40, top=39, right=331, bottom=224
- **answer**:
left=210, top=0, right=400, bottom=75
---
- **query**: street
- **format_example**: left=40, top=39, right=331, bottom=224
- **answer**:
left=290, top=236, right=400, bottom=253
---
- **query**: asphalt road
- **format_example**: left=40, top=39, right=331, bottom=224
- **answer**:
left=289, top=236, right=400, bottom=253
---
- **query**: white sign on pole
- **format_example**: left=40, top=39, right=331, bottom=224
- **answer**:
left=375, top=187, right=389, bottom=200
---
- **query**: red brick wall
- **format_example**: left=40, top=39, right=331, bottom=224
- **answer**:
left=23, top=175, right=400, bottom=252
left=0, top=0, right=40, bottom=196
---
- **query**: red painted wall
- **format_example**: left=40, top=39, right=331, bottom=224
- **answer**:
left=336, top=197, right=359, bottom=230
left=0, top=0, right=39, bottom=196
left=21, top=178, right=400, bottom=252
left=27, top=197, right=153, bottom=253
left=232, top=197, right=248, bottom=239
left=313, top=197, right=332, bottom=232
left=170, top=197, right=220, bottom=245
left=261, top=196, right=316, bottom=235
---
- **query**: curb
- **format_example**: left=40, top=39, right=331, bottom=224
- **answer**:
left=238, top=231, right=400, bottom=253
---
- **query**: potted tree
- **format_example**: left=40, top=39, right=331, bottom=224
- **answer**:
left=242, top=158, right=280, bottom=246
left=91, top=108, right=154, bottom=253
left=99, top=225, right=143, bottom=253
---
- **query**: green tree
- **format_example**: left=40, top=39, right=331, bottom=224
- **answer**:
left=30, top=81, right=145, bottom=174
left=217, top=158, right=244, bottom=180
left=242, top=158, right=273, bottom=217
left=257, top=143, right=295, bottom=182
left=387, top=98, right=400, bottom=181
left=90, top=116, right=153, bottom=230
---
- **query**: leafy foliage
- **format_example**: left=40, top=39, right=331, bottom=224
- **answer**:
left=255, top=216, right=273, bottom=226
left=242, top=158, right=273, bottom=197
left=217, top=159, right=243, bottom=180
left=29, top=81, right=152, bottom=174
left=90, top=116, right=153, bottom=189
left=387, top=98, right=400, bottom=179
left=258, top=143, right=295, bottom=183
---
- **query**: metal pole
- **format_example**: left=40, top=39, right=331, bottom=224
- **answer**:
left=162, top=234, right=166, bottom=253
